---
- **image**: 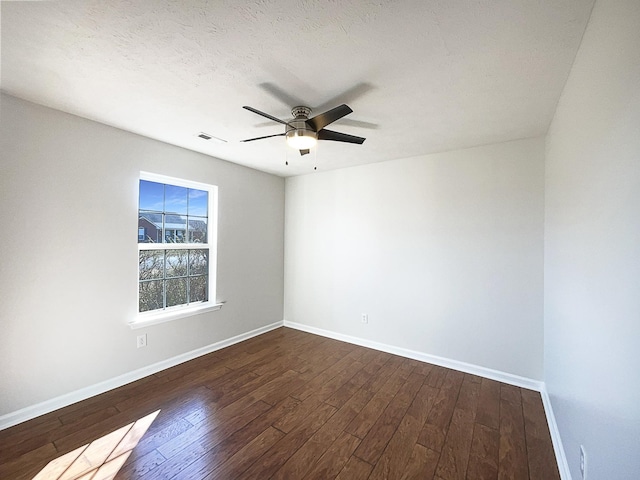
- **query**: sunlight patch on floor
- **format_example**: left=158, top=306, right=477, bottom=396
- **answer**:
left=32, top=410, right=160, bottom=480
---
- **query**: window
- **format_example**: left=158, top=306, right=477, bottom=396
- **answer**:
left=136, top=172, right=218, bottom=321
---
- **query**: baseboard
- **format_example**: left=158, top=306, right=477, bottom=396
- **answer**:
left=0, top=321, right=284, bottom=431
left=540, top=385, right=572, bottom=480
left=284, top=321, right=543, bottom=391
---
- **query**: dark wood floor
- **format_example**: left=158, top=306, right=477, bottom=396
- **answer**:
left=0, top=327, right=560, bottom=479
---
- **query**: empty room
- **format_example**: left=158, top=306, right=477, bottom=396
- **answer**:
left=0, top=1, right=638, bottom=479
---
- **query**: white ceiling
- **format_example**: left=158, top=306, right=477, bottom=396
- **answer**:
left=1, top=0, right=594, bottom=177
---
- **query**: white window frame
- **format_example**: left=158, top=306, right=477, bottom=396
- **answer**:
left=130, top=172, right=222, bottom=329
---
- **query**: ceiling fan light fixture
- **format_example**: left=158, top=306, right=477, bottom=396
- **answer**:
left=286, top=129, right=317, bottom=150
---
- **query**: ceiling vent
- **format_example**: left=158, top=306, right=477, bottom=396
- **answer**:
left=196, top=132, right=227, bottom=143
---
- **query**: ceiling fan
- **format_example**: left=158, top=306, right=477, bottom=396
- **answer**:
left=241, top=104, right=366, bottom=156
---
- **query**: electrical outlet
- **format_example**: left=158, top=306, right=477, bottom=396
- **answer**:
left=137, top=334, right=147, bottom=348
left=580, top=445, right=587, bottom=479
left=361, top=313, right=368, bottom=324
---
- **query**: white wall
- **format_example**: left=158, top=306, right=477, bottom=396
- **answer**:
left=0, top=94, right=284, bottom=416
left=285, top=137, right=545, bottom=379
left=544, top=0, right=640, bottom=478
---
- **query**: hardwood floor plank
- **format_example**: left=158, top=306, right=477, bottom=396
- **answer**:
left=466, top=423, right=499, bottom=480
left=272, top=395, right=327, bottom=434
left=361, top=354, right=405, bottom=393
left=114, top=448, right=166, bottom=479
left=434, top=407, right=475, bottom=480
left=309, top=360, right=368, bottom=403
left=90, top=451, right=131, bottom=480
left=202, top=426, right=284, bottom=480
left=521, top=388, right=561, bottom=480
left=400, top=443, right=440, bottom=480
left=456, top=374, right=481, bottom=417
left=52, top=411, right=137, bottom=456
left=0, top=442, right=58, bottom=480
left=202, top=370, right=260, bottom=403
left=354, top=371, right=425, bottom=465
left=476, top=378, right=501, bottom=430
left=346, top=359, right=416, bottom=439
left=271, top=387, right=372, bottom=479
left=59, top=422, right=132, bottom=480
left=235, top=401, right=337, bottom=479
left=232, top=395, right=301, bottom=440
left=325, top=364, right=380, bottom=409
left=113, top=365, right=230, bottom=416
left=163, top=396, right=300, bottom=480
left=305, top=431, right=362, bottom=480
left=424, top=365, right=448, bottom=389
left=0, top=411, right=61, bottom=443
left=335, top=455, right=374, bottom=480
left=195, top=368, right=291, bottom=413
left=32, top=445, right=86, bottom=480
left=500, top=383, right=521, bottom=405
left=417, top=369, right=464, bottom=452
left=369, top=383, right=439, bottom=480
left=433, top=375, right=481, bottom=479
left=498, top=386, right=529, bottom=480
left=155, top=397, right=271, bottom=460
left=140, top=400, right=272, bottom=479
left=291, top=351, right=365, bottom=401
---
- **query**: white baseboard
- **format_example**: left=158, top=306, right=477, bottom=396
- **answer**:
left=540, top=385, right=572, bottom=480
left=284, top=321, right=543, bottom=391
left=0, top=321, right=283, bottom=431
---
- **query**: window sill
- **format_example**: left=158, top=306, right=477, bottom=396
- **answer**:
left=129, top=302, right=224, bottom=329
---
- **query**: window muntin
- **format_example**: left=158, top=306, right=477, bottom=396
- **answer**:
left=137, top=174, right=216, bottom=315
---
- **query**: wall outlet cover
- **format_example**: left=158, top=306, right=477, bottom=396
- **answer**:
left=137, top=334, right=147, bottom=348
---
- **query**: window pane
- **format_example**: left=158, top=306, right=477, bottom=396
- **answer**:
left=139, top=280, right=163, bottom=312
left=138, top=175, right=214, bottom=313
left=164, top=214, right=187, bottom=243
left=189, top=249, right=208, bottom=275
left=166, top=277, right=187, bottom=307
left=188, top=217, right=208, bottom=243
left=139, top=180, right=164, bottom=212
left=166, top=250, right=188, bottom=278
left=165, top=185, right=188, bottom=214
left=190, top=275, right=208, bottom=303
left=139, top=251, right=164, bottom=280
left=188, top=188, right=208, bottom=217
left=138, top=212, right=162, bottom=243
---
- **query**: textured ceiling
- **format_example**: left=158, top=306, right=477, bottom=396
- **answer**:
left=1, top=0, right=594, bottom=177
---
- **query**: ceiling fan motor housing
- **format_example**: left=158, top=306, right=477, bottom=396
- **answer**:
left=291, top=106, right=312, bottom=119
left=286, top=106, right=317, bottom=148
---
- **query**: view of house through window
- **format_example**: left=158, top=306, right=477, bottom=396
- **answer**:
left=138, top=174, right=215, bottom=313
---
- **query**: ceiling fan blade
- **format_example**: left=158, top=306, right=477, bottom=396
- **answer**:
left=258, top=82, right=305, bottom=109
left=317, top=129, right=366, bottom=144
left=240, top=133, right=285, bottom=142
left=314, top=83, right=375, bottom=113
left=306, top=104, right=353, bottom=131
left=299, top=149, right=310, bottom=156
left=338, top=119, right=379, bottom=130
left=243, top=106, right=289, bottom=125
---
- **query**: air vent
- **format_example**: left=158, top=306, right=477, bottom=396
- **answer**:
left=196, top=132, right=227, bottom=143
